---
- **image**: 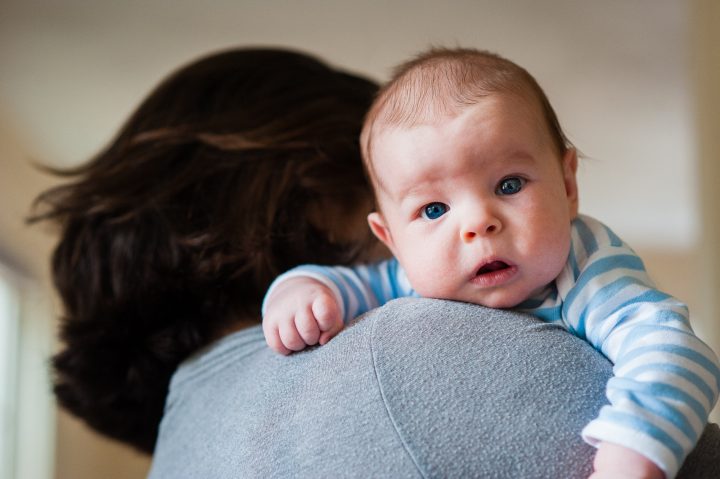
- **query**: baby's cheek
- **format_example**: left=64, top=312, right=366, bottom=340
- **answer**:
left=536, top=233, right=571, bottom=284
left=405, top=260, right=460, bottom=300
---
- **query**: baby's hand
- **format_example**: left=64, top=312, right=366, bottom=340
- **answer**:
left=262, top=277, right=343, bottom=355
left=590, top=442, right=664, bottom=479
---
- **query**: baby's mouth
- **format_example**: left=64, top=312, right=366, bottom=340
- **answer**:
left=471, top=260, right=517, bottom=288
left=476, top=261, right=511, bottom=276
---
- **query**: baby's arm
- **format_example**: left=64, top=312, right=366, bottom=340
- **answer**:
left=262, top=277, right=343, bottom=355
left=262, top=259, right=413, bottom=354
left=559, top=216, right=720, bottom=478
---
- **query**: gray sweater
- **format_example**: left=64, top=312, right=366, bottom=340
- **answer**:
left=148, top=298, right=719, bottom=478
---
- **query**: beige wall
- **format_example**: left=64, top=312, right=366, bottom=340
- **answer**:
left=0, top=121, right=56, bottom=278
left=693, top=0, right=720, bottom=365
left=645, top=0, right=720, bottom=405
left=54, top=413, right=150, bottom=479
left=0, top=118, right=152, bottom=478
left=0, top=2, right=717, bottom=478
left=0, top=117, right=55, bottom=479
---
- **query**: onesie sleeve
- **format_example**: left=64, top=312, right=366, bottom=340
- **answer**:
left=262, top=258, right=415, bottom=323
left=558, top=215, right=720, bottom=478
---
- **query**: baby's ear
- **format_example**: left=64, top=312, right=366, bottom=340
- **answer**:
left=563, top=148, right=579, bottom=218
left=367, top=212, right=396, bottom=254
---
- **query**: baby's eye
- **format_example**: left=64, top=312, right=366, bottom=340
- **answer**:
left=421, top=202, right=448, bottom=220
left=496, top=177, right=525, bottom=195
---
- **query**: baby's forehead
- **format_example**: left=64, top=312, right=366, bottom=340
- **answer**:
left=365, top=95, right=556, bottom=198
left=368, top=92, right=547, bottom=157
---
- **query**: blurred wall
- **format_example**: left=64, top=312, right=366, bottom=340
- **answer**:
left=693, top=0, right=720, bottom=363
left=0, top=117, right=56, bottom=479
left=0, top=1, right=717, bottom=478
left=0, top=117, right=154, bottom=478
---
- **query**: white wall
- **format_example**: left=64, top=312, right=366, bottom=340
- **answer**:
left=0, top=120, right=57, bottom=479
left=0, top=1, right=717, bottom=477
left=692, top=0, right=720, bottom=416
left=0, top=0, right=698, bottom=250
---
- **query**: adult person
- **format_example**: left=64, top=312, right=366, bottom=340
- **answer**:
left=31, top=47, right=382, bottom=452
left=32, top=48, right=719, bottom=477
left=148, top=298, right=720, bottom=478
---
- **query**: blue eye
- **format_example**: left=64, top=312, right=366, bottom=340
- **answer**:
left=497, top=177, right=525, bottom=195
left=421, top=202, right=448, bottom=220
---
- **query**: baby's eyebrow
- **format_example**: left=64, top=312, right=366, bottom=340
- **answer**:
left=386, top=149, right=541, bottom=206
left=395, top=180, right=451, bottom=214
left=393, top=169, right=443, bottom=200
left=397, top=187, right=428, bottom=205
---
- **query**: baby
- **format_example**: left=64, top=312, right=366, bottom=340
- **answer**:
left=262, top=48, right=719, bottom=478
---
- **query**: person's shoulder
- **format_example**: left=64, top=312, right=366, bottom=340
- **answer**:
left=359, top=297, right=605, bottom=477
left=167, top=326, right=266, bottom=397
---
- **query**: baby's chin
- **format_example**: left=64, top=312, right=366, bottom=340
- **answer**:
left=420, top=290, right=525, bottom=310
left=465, top=280, right=556, bottom=309
left=473, top=297, right=524, bottom=309
left=469, top=288, right=538, bottom=309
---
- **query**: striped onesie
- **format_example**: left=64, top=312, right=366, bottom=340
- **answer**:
left=265, top=215, right=720, bottom=477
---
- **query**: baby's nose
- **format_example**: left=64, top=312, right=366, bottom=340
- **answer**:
left=461, top=220, right=500, bottom=243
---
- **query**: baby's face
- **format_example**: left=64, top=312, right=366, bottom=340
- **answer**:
left=367, top=93, right=578, bottom=308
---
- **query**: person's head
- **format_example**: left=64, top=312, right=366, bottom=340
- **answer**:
left=31, top=48, right=380, bottom=452
left=362, top=48, right=579, bottom=308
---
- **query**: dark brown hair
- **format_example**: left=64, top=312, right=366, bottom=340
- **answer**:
left=30, top=48, right=379, bottom=453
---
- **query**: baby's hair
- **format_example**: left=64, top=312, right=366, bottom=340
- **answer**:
left=29, top=48, right=379, bottom=453
left=361, top=47, right=571, bottom=185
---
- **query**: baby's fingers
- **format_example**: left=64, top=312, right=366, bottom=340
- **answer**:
left=262, top=321, right=292, bottom=356
left=294, top=307, right=321, bottom=346
left=313, top=294, right=343, bottom=345
left=278, top=319, right=307, bottom=352
left=312, top=292, right=341, bottom=330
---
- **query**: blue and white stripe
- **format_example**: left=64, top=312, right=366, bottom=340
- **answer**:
left=264, top=214, right=719, bottom=478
